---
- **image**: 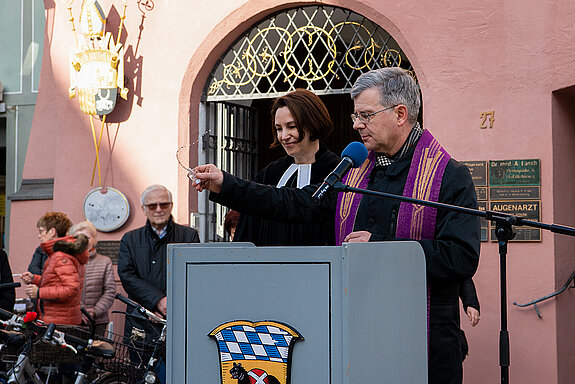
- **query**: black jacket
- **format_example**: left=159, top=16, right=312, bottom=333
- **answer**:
left=234, top=143, right=340, bottom=246
left=460, top=278, right=480, bottom=314
left=28, top=245, right=48, bottom=275
left=0, top=250, right=15, bottom=311
left=118, top=217, right=199, bottom=342
left=118, top=217, right=200, bottom=311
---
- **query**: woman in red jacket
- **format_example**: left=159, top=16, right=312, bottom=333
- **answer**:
left=21, top=224, right=89, bottom=325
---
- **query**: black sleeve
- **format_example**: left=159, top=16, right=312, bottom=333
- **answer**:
left=27, top=246, right=47, bottom=275
left=232, top=169, right=266, bottom=243
left=210, top=171, right=336, bottom=224
left=233, top=213, right=256, bottom=242
left=417, top=162, right=481, bottom=281
left=188, top=228, right=200, bottom=243
left=0, top=250, right=16, bottom=311
left=459, top=278, right=480, bottom=313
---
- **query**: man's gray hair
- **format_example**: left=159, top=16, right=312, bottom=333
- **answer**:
left=140, top=184, right=173, bottom=205
left=351, top=67, right=421, bottom=124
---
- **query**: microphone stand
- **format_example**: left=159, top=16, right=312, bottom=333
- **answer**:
left=333, top=182, right=575, bottom=384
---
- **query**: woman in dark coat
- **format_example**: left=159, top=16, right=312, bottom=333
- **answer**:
left=0, top=249, right=16, bottom=311
left=233, top=89, right=340, bottom=246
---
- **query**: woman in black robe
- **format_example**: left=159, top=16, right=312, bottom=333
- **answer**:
left=232, top=89, right=340, bottom=246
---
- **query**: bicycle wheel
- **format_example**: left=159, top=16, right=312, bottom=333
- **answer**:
left=91, top=372, right=131, bottom=384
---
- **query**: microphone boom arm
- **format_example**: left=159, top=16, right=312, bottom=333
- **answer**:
left=333, top=182, right=575, bottom=236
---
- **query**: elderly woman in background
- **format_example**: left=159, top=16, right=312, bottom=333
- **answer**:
left=69, top=221, right=116, bottom=336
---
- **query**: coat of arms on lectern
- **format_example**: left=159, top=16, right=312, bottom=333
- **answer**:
left=209, top=320, right=302, bottom=384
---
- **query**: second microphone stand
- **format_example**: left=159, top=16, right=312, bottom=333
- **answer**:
left=333, top=182, right=575, bottom=384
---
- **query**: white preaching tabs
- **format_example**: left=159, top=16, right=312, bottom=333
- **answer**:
left=277, top=163, right=312, bottom=188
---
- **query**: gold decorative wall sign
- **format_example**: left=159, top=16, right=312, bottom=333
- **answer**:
left=69, top=0, right=128, bottom=115
left=63, top=0, right=129, bottom=186
left=70, top=33, right=127, bottom=115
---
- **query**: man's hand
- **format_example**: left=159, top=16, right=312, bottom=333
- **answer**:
left=21, top=271, right=34, bottom=284
left=466, top=307, right=480, bottom=327
left=156, top=296, right=167, bottom=318
left=193, top=164, right=224, bottom=194
left=344, top=231, right=372, bottom=243
left=25, top=284, right=39, bottom=298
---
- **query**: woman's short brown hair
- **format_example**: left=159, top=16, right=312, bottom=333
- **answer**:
left=37, top=212, right=72, bottom=237
left=224, top=210, right=240, bottom=237
left=270, top=89, right=333, bottom=148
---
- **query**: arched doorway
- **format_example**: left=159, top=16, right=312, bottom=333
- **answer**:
left=197, top=5, right=417, bottom=241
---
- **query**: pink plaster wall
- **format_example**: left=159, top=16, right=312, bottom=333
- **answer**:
left=9, top=0, right=575, bottom=383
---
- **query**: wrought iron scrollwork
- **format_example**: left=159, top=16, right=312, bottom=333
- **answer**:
left=206, top=6, right=416, bottom=101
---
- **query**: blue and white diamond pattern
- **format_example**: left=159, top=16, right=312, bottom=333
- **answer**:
left=213, top=324, right=294, bottom=363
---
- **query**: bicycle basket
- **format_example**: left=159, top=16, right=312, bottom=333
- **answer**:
left=95, top=331, right=153, bottom=382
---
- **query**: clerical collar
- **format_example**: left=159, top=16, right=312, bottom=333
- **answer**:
left=277, top=163, right=312, bottom=188
left=375, top=122, right=423, bottom=167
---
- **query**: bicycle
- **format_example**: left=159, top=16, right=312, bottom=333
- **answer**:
left=0, top=283, right=128, bottom=384
left=111, top=294, right=167, bottom=384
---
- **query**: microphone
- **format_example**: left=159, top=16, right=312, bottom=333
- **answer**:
left=312, top=141, right=368, bottom=201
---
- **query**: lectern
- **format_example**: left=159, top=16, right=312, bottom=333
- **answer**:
left=166, top=242, right=428, bottom=384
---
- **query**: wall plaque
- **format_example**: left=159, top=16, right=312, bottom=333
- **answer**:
left=463, top=159, right=542, bottom=242
left=489, top=186, right=540, bottom=200
left=478, top=201, right=488, bottom=242
left=462, top=161, right=488, bottom=186
left=489, top=200, right=541, bottom=241
left=475, top=187, right=488, bottom=201
left=462, top=161, right=488, bottom=241
left=95, top=240, right=121, bottom=263
left=489, top=159, right=540, bottom=186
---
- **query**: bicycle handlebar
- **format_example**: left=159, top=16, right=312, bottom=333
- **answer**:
left=115, top=293, right=166, bottom=324
left=43, top=322, right=56, bottom=341
left=1, top=308, right=81, bottom=353
left=0, top=282, right=21, bottom=290
left=0, top=307, right=15, bottom=321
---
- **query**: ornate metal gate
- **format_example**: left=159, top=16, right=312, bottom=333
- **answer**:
left=198, top=5, right=416, bottom=241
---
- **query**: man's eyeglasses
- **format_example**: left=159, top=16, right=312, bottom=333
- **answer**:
left=144, top=202, right=172, bottom=210
left=350, top=105, right=397, bottom=125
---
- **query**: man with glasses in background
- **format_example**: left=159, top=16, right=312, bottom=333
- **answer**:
left=118, top=184, right=199, bottom=348
left=193, top=67, right=480, bottom=384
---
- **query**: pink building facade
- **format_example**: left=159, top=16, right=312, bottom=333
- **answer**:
left=8, top=1, right=575, bottom=383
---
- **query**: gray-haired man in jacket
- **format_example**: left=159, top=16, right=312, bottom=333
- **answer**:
left=118, top=184, right=200, bottom=343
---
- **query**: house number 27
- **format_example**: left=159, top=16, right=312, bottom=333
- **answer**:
left=480, top=111, right=495, bottom=129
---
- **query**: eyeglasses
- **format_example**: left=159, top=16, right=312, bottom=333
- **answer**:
left=350, top=105, right=397, bottom=124
left=144, top=202, right=172, bottom=210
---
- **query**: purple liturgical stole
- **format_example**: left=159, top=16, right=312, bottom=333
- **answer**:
left=335, top=151, right=375, bottom=246
left=335, top=130, right=450, bottom=243
left=335, top=129, right=451, bottom=343
left=395, top=129, right=451, bottom=240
